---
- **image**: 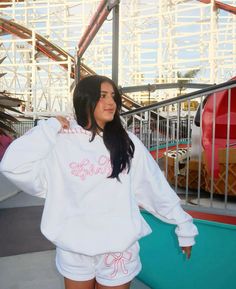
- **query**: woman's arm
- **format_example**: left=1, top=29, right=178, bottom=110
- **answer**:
left=0, top=117, right=65, bottom=198
left=130, top=133, right=198, bottom=250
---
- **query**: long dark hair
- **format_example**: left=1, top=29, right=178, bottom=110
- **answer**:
left=73, top=75, right=134, bottom=180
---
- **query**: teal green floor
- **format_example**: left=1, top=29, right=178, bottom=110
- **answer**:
left=138, top=212, right=236, bottom=289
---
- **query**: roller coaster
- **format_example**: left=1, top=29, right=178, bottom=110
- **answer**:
left=0, top=14, right=143, bottom=111
left=0, top=0, right=236, bottom=114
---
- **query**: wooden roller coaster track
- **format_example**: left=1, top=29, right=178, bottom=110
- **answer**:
left=1, top=0, right=235, bottom=14
left=2, top=0, right=234, bottom=110
left=0, top=17, right=142, bottom=110
left=0, top=17, right=94, bottom=79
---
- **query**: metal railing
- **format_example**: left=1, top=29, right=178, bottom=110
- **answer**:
left=121, top=79, right=236, bottom=216
left=12, top=79, right=236, bottom=216
left=13, top=121, right=34, bottom=137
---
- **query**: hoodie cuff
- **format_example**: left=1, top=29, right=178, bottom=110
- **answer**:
left=178, top=236, right=196, bottom=247
left=175, top=220, right=198, bottom=247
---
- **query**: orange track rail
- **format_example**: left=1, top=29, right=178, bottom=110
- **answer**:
left=0, top=0, right=24, bottom=8
left=198, top=0, right=236, bottom=15
left=0, top=17, right=94, bottom=79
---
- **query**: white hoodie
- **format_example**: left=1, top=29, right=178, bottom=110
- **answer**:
left=0, top=118, right=198, bottom=255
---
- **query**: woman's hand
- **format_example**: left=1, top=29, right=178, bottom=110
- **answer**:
left=181, top=246, right=192, bottom=259
left=55, top=116, right=70, bottom=129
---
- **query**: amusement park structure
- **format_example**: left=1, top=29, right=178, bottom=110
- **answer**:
left=0, top=0, right=236, bottom=116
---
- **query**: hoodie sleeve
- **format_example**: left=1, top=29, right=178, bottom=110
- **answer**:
left=0, top=118, right=62, bottom=198
left=129, top=133, right=198, bottom=247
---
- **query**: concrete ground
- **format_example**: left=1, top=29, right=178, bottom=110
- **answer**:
left=0, top=172, right=19, bottom=202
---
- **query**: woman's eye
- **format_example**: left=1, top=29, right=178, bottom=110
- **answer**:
left=100, top=94, right=106, bottom=98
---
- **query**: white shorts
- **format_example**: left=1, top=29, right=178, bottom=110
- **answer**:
left=55, top=242, right=142, bottom=286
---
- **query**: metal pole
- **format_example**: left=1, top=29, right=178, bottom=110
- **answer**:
left=75, top=55, right=81, bottom=85
left=112, top=2, right=120, bottom=85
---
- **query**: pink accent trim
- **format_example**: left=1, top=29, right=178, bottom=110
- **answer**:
left=59, top=126, right=91, bottom=135
left=104, top=251, right=132, bottom=278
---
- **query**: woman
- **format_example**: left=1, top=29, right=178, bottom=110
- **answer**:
left=0, top=75, right=198, bottom=289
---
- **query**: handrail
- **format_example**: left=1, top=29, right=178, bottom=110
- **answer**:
left=120, top=83, right=212, bottom=94
left=121, top=79, right=236, bottom=116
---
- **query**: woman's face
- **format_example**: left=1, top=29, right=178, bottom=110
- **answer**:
left=93, top=81, right=117, bottom=129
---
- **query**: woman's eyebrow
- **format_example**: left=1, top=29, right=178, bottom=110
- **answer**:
left=100, top=90, right=115, bottom=94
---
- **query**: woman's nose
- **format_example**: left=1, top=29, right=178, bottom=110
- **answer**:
left=107, top=95, right=115, bottom=104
